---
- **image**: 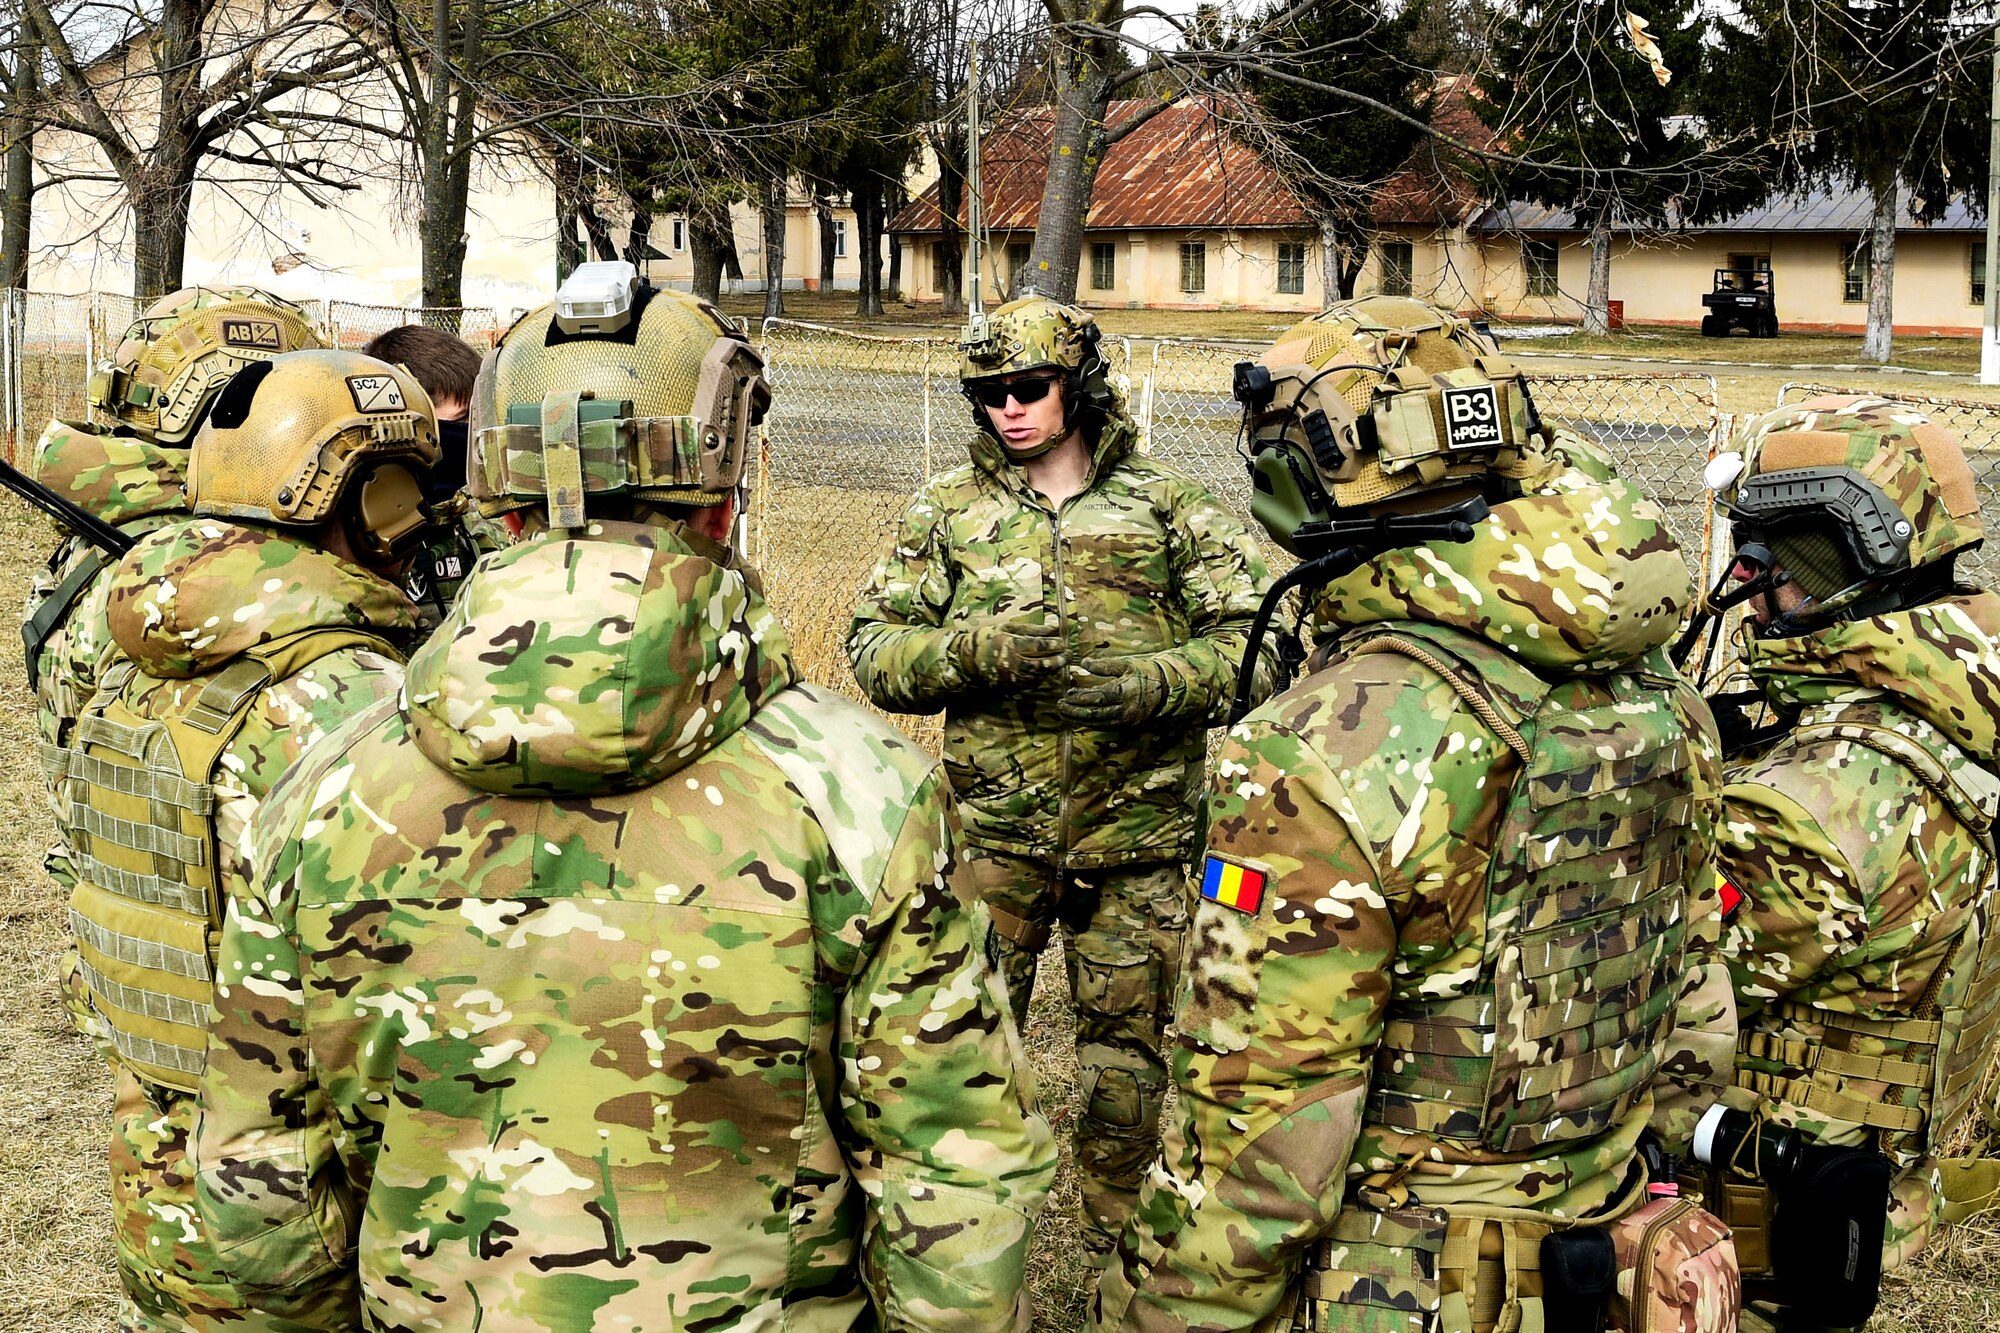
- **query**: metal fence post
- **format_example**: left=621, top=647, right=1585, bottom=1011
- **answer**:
left=922, top=342, right=934, bottom=482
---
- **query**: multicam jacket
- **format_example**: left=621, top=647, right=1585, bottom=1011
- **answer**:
left=1093, top=451, right=1723, bottom=1332
left=23, top=418, right=190, bottom=886
left=196, top=519, right=1058, bottom=1333
left=849, top=416, right=1272, bottom=869
left=1711, top=592, right=2000, bottom=1263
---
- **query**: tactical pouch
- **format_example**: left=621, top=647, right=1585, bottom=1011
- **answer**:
left=1539, top=1226, right=1615, bottom=1333
left=1770, top=1145, right=1891, bottom=1327
left=1294, top=1203, right=1446, bottom=1332
left=1604, top=1196, right=1739, bottom=1333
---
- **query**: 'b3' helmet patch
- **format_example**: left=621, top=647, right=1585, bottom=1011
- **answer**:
left=347, top=375, right=407, bottom=412
left=1441, top=383, right=1502, bottom=449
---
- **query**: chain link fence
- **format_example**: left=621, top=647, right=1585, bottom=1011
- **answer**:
left=0, top=291, right=508, bottom=456
left=1779, top=382, right=2000, bottom=587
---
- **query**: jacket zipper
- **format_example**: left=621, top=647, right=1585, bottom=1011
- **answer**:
left=1051, top=499, right=1072, bottom=866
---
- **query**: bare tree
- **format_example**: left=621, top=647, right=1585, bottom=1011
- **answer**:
left=2, top=20, right=42, bottom=289
left=24, top=0, right=391, bottom=296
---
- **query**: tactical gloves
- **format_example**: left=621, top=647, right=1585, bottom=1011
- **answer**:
left=1059, top=654, right=1173, bottom=727
left=954, top=617, right=1066, bottom=687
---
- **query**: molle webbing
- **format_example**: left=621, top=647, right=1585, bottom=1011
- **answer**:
left=1735, top=708, right=2000, bottom=1155
left=1351, top=630, right=1697, bottom=1154
left=64, top=626, right=393, bottom=1091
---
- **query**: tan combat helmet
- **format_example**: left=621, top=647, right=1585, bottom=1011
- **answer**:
left=468, top=276, right=769, bottom=528
left=88, top=286, right=322, bottom=445
left=1232, top=295, right=1546, bottom=554
left=958, top=296, right=1118, bottom=450
left=188, top=350, right=440, bottom=561
left=1716, top=394, right=1982, bottom=627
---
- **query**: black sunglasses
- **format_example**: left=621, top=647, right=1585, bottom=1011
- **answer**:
left=969, top=375, right=1059, bottom=410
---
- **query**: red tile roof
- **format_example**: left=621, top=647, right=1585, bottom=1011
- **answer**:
left=1372, top=77, right=1492, bottom=228
left=888, top=97, right=1314, bottom=235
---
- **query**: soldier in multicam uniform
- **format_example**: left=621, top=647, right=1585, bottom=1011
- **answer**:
left=194, top=278, right=1057, bottom=1332
left=49, top=347, right=438, bottom=1333
left=1093, top=296, right=1735, bottom=1333
left=847, top=295, right=1274, bottom=1258
left=1671, top=396, right=2000, bottom=1332
left=25, top=286, right=320, bottom=916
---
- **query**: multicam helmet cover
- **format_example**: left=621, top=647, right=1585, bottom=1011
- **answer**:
left=88, top=286, right=321, bottom=445
left=1234, top=295, right=1544, bottom=554
left=468, top=287, right=769, bottom=525
left=1718, top=394, right=1982, bottom=617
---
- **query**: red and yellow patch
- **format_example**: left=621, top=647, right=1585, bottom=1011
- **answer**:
left=1200, top=854, right=1268, bottom=914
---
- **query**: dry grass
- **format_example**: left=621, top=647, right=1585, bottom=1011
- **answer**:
left=1, top=432, right=1995, bottom=1333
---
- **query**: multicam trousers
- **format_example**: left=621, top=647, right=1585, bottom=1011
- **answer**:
left=965, top=847, right=1188, bottom=1256
left=109, top=1067, right=359, bottom=1332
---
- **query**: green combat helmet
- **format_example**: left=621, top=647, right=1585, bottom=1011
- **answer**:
left=1713, top=394, right=1983, bottom=635
left=1231, top=294, right=1546, bottom=556
left=188, top=349, right=441, bottom=564
left=959, top=295, right=1119, bottom=456
left=468, top=263, right=770, bottom=529
left=87, top=286, right=322, bottom=445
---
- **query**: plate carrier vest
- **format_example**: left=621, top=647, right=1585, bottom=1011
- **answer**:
left=50, top=625, right=395, bottom=1091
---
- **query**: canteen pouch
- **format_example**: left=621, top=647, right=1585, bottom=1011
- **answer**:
left=1771, top=1145, right=1890, bottom=1327
left=1605, top=1196, right=1739, bottom=1333
left=1539, top=1226, right=1615, bottom=1333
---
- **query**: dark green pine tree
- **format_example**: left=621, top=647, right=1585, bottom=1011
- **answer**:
left=1474, top=0, right=1762, bottom=333
left=1701, top=0, right=1987, bottom=362
left=1252, top=0, right=1432, bottom=305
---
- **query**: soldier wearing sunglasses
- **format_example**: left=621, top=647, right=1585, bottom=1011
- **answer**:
left=849, top=295, right=1275, bottom=1261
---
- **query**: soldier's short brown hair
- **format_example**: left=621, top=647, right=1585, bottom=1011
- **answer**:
left=361, top=325, right=482, bottom=410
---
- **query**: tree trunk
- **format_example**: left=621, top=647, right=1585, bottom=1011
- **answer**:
left=1319, top=216, right=1342, bottom=308
left=580, top=195, right=618, bottom=262
left=761, top=176, right=787, bottom=320
left=815, top=189, right=836, bottom=288
left=624, top=207, right=653, bottom=270
left=855, top=186, right=884, bottom=317
left=1581, top=203, right=1612, bottom=336
left=1017, top=28, right=1115, bottom=302
left=418, top=0, right=479, bottom=312
left=131, top=164, right=195, bottom=299
left=885, top=180, right=906, bottom=301
left=2, top=38, right=37, bottom=291
left=1861, top=174, right=1897, bottom=364
left=934, top=132, right=965, bottom=315
left=690, top=215, right=726, bottom=303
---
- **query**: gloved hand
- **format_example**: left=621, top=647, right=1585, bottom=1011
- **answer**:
left=954, top=617, right=1066, bottom=687
left=1059, top=655, right=1171, bottom=727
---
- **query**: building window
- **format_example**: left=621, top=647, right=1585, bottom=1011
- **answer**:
left=1379, top=241, right=1413, bottom=297
left=1522, top=239, right=1559, bottom=298
left=670, top=217, right=686, bottom=252
left=1006, top=242, right=1031, bottom=290
left=1277, top=242, right=1307, bottom=295
left=1180, top=241, right=1207, bottom=294
left=1091, top=242, right=1116, bottom=291
left=1973, top=243, right=1988, bottom=306
left=1842, top=240, right=1869, bottom=304
left=833, top=219, right=848, bottom=260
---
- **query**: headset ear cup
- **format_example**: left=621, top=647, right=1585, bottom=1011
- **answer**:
left=351, top=463, right=428, bottom=562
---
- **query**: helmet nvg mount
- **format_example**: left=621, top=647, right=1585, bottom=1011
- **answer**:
left=1711, top=394, right=1982, bottom=636
left=959, top=296, right=1119, bottom=455
left=189, top=349, right=440, bottom=562
left=469, top=262, right=770, bottom=529
left=88, top=286, right=322, bottom=445
left=1232, top=295, right=1544, bottom=557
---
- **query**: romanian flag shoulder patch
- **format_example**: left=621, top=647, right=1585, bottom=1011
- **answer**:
left=1717, top=871, right=1746, bottom=922
left=1200, top=853, right=1270, bottom=915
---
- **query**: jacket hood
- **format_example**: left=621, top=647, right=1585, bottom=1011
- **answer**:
left=1313, top=471, right=1692, bottom=674
left=405, top=519, right=797, bottom=796
left=967, top=409, right=1139, bottom=497
left=31, top=417, right=186, bottom=526
left=107, top=520, right=421, bottom=679
left=1746, top=589, right=2000, bottom=762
